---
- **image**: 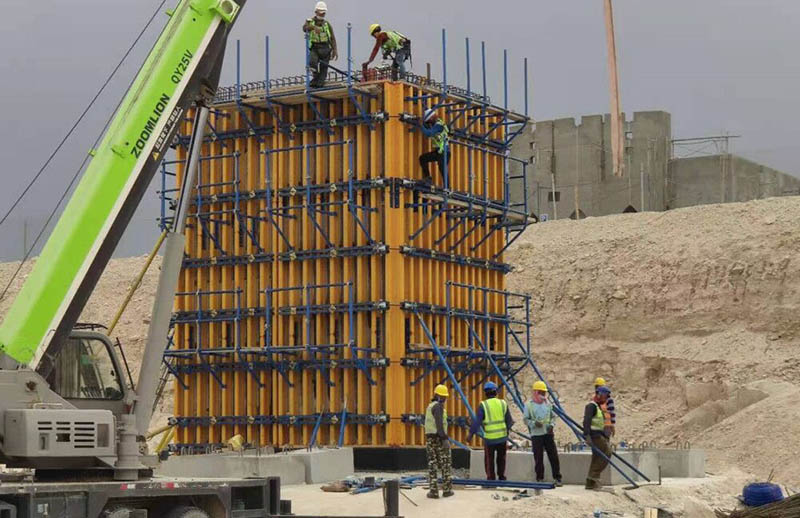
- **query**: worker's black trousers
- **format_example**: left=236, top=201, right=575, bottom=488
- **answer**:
left=309, top=43, right=331, bottom=87
left=484, top=442, right=507, bottom=480
left=532, top=434, right=562, bottom=482
left=419, top=151, right=450, bottom=185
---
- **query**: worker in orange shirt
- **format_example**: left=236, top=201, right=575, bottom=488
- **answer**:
left=594, top=377, right=616, bottom=436
left=583, top=386, right=613, bottom=490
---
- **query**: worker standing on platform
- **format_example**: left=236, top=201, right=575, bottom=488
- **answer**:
left=467, top=381, right=513, bottom=480
left=523, top=381, right=563, bottom=486
left=419, top=108, right=450, bottom=186
left=594, top=377, right=616, bottom=437
left=583, top=385, right=613, bottom=490
left=363, top=24, right=411, bottom=80
left=425, top=384, right=454, bottom=499
left=302, top=2, right=338, bottom=88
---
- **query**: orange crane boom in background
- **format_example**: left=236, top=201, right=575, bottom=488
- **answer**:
left=604, top=0, right=624, bottom=177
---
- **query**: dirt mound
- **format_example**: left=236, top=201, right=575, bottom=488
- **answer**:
left=508, top=197, right=800, bottom=342
left=506, top=197, right=800, bottom=483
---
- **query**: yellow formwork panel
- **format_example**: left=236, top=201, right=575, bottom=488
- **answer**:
left=171, top=79, right=520, bottom=449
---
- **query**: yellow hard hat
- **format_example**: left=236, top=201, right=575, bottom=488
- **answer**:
left=533, top=381, right=548, bottom=392
left=434, top=384, right=449, bottom=397
left=369, top=23, right=381, bottom=35
left=594, top=377, right=607, bottom=387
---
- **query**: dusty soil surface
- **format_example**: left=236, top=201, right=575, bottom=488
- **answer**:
left=284, top=469, right=750, bottom=518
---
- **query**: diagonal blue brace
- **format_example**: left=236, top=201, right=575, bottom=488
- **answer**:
left=414, top=311, right=477, bottom=423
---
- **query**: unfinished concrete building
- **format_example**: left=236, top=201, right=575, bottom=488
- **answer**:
left=510, top=110, right=800, bottom=220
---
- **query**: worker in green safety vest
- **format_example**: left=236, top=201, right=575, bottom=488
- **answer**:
left=363, top=24, right=411, bottom=80
left=467, top=381, right=514, bottom=481
left=583, top=385, right=613, bottom=490
left=419, top=108, right=451, bottom=187
left=302, top=2, right=338, bottom=88
left=523, top=380, right=563, bottom=486
left=425, top=384, right=454, bottom=499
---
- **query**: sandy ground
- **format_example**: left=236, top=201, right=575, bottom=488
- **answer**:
left=282, top=470, right=752, bottom=518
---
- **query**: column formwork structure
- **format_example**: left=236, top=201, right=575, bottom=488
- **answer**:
left=161, top=32, right=536, bottom=452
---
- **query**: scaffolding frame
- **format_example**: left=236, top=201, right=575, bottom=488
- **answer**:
left=163, top=26, right=536, bottom=450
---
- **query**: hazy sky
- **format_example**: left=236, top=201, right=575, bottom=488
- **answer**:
left=1, top=0, right=799, bottom=258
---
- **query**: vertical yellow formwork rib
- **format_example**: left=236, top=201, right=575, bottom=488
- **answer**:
left=174, top=111, right=189, bottom=447
left=341, top=97, right=354, bottom=446
left=193, top=116, right=205, bottom=448
left=314, top=102, right=324, bottom=445
left=221, top=111, right=233, bottom=442
left=270, top=110, right=282, bottom=446
left=328, top=99, right=341, bottom=445
left=200, top=111, right=213, bottom=447
left=255, top=108, right=269, bottom=446
left=287, top=104, right=299, bottom=446
left=355, top=97, right=368, bottom=445
left=383, top=83, right=407, bottom=446
left=301, top=102, right=312, bottom=446
left=369, top=91, right=382, bottom=446
left=228, top=112, right=242, bottom=440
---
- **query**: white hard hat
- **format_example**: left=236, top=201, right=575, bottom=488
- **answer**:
left=315, top=1, right=328, bottom=12
left=423, top=108, right=436, bottom=122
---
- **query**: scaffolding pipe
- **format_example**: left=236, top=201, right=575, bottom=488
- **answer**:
left=107, top=229, right=167, bottom=335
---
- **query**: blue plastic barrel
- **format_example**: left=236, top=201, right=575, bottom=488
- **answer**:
left=742, top=483, right=783, bottom=507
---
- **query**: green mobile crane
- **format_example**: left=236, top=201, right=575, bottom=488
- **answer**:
left=0, top=1, right=286, bottom=516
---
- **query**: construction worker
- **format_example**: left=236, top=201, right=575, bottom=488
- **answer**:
left=467, top=381, right=513, bottom=481
left=583, top=385, right=613, bottom=490
left=419, top=108, right=450, bottom=186
left=594, top=377, right=616, bottom=436
left=523, top=381, right=563, bottom=486
left=425, top=384, right=454, bottom=499
left=363, top=24, right=411, bottom=80
left=302, top=2, right=338, bottom=88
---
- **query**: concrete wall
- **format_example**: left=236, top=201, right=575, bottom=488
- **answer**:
left=510, top=109, right=800, bottom=218
left=668, top=155, right=800, bottom=209
left=514, top=111, right=672, bottom=220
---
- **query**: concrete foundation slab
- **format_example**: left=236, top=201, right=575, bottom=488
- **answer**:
left=469, top=449, right=661, bottom=486
left=284, top=448, right=355, bottom=483
left=652, top=449, right=706, bottom=478
left=156, top=448, right=356, bottom=485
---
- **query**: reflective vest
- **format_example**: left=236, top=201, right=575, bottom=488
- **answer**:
left=590, top=402, right=605, bottom=432
left=382, top=30, right=408, bottom=52
left=531, top=401, right=553, bottom=427
left=307, top=19, right=332, bottom=47
left=432, top=124, right=449, bottom=155
left=425, top=400, right=447, bottom=435
left=480, top=398, right=508, bottom=441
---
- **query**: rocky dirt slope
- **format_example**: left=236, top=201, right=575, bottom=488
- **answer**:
left=505, top=196, right=800, bottom=483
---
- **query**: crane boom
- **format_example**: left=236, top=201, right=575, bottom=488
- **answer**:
left=0, top=0, right=242, bottom=368
left=604, top=0, right=624, bottom=177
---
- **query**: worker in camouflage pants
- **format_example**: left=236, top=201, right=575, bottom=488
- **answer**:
left=425, top=385, right=454, bottom=498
